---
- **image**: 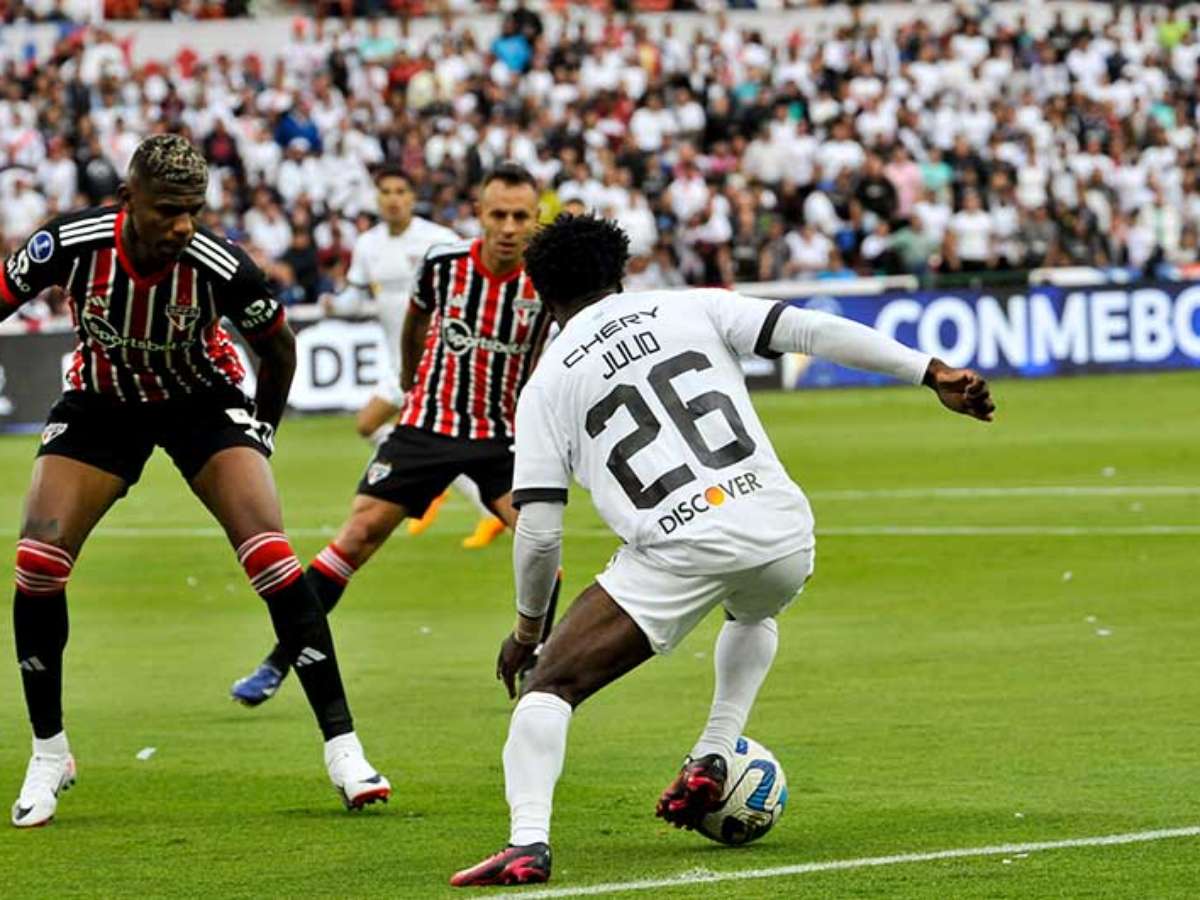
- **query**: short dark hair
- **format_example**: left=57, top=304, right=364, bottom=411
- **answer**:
left=128, top=134, right=208, bottom=191
left=374, top=164, right=413, bottom=189
left=524, top=214, right=630, bottom=311
left=482, top=161, right=538, bottom=192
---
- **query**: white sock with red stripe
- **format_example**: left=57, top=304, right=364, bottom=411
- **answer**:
left=505, top=691, right=572, bottom=847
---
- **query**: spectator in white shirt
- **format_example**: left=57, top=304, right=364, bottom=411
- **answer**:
left=944, top=190, right=994, bottom=271
left=785, top=222, right=839, bottom=277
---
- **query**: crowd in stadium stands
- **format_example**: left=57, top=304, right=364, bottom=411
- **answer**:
left=4, top=4, right=1200, bottom=330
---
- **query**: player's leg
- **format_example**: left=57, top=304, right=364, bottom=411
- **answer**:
left=658, top=547, right=814, bottom=830
left=238, top=425, right=450, bottom=701
left=187, top=444, right=389, bottom=808
left=454, top=475, right=506, bottom=549
left=451, top=582, right=654, bottom=887
left=12, top=456, right=128, bottom=827
left=405, top=490, right=447, bottom=535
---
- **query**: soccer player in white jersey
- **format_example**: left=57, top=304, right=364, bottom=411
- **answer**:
left=327, top=165, right=505, bottom=549
left=450, top=215, right=995, bottom=887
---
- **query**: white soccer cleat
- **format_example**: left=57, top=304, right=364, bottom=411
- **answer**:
left=324, top=733, right=390, bottom=810
left=11, top=749, right=76, bottom=828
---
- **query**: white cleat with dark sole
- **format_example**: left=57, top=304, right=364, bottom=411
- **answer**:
left=324, top=733, right=390, bottom=810
left=11, top=751, right=76, bottom=828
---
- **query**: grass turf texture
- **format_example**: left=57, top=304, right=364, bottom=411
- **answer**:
left=0, top=370, right=1197, bottom=898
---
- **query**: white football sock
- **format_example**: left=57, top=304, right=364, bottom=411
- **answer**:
left=33, top=731, right=69, bottom=758
left=323, top=731, right=362, bottom=765
left=452, top=474, right=493, bottom=518
left=505, top=691, right=572, bottom=846
left=691, top=618, right=779, bottom=763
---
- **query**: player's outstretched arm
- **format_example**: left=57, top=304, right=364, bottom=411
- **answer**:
left=764, top=306, right=995, bottom=422
left=922, top=358, right=994, bottom=422
left=250, top=324, right=297, bottom=432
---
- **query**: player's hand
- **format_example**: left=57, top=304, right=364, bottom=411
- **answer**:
left=496, top=633, right=537, bottom=700
left=923, top=359, right=995, bottom=422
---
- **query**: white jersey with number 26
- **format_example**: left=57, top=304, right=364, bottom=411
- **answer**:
left=513, top=289, right=814, bottom=576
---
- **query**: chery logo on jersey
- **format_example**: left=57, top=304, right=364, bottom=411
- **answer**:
left=657, top=471, right=764, bottom=535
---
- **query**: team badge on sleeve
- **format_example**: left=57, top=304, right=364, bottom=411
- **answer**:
left=41, top=423, right=68, bottom=445
left=366, top=461, right=392, bottom=486
left=27, top=231, right=55, bottom=264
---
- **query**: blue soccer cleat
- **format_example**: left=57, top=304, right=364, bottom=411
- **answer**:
left=230, top=663, right=285, bottom=707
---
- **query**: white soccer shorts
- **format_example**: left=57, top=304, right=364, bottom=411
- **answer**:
left=595, top=545, right=814, bottom=654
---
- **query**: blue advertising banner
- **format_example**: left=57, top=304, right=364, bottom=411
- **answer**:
left=782, top=283, right=1200, bottom=388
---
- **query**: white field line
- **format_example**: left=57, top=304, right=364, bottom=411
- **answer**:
left=18, top=485, right=1197, bottom=541
left=16, top=525, right=1190, bottom=540
left=514, top=825, right=1200, bottom=899
left=570, top=525, right=1200, bottom=538
left=809, top=485, right=1200, bottom=500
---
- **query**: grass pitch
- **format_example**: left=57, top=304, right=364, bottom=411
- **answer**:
left=0, top=371, right=1197, bottom=898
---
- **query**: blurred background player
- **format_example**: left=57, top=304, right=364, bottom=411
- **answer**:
left=1, top=135, right=389, bottom=828
left=322, top=165, right=505, bottom=550
left=451, top=215, right=995, bottom=887
left=231, top=163, right=558, bottom=708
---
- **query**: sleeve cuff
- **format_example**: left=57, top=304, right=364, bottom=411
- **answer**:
left=753, top=301, right=786, bottom=359
left=247, top=308, right=286, bottom=343
left=512, top=487, right=569, bottom=508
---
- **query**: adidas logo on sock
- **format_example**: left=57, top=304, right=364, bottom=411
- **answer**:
left=18, top=657, right=46, bottom=672
left=295, top=647, right=328, bottom=667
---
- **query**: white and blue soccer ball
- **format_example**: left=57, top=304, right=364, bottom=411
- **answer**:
left=696, top=736, right=788, bottom=846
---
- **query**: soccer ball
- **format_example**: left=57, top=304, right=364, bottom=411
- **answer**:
left=695, top=736, right=788, bottom=846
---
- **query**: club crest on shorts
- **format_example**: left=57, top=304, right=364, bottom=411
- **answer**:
left=41, top=423, right=68, bottom=445
left=366, top=461, right=392, bottom=485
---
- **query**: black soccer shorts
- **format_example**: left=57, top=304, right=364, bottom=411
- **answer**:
left=356, top=425, right=514, bottom=517
left=36, top=389, right=273, bottom=487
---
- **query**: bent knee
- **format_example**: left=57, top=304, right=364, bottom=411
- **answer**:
left=520, top=664, right=591, bottom=708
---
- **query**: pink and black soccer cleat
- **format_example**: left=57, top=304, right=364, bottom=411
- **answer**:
left=655, top=753, right=728, bottom=829
left=450, top=842, right=551, bottom=887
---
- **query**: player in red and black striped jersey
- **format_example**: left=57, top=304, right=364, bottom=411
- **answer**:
left=234, top=163, right=560, bottom=705
left=3, top=135, right=388, bottom=828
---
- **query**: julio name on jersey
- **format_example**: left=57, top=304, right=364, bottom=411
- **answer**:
left=513, top=289, right=814, bottom=575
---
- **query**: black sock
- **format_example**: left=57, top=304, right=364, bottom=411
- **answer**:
left=13, top=588, right=68, bottom=739
left=306, top=565, right=347, bottom=615
left=262, top=577, right=353, bottom=740
left=264, top=567, right=349, bottom=674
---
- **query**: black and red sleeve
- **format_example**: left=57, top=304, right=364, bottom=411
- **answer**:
left=2, top=218, right=74, bottom=312
left=217, top=243, right=286, bottom=344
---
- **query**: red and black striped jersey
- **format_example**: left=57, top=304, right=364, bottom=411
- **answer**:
left=0, top=205, right=284, bottom=403
left=400, top=239, right=549, bottom=441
